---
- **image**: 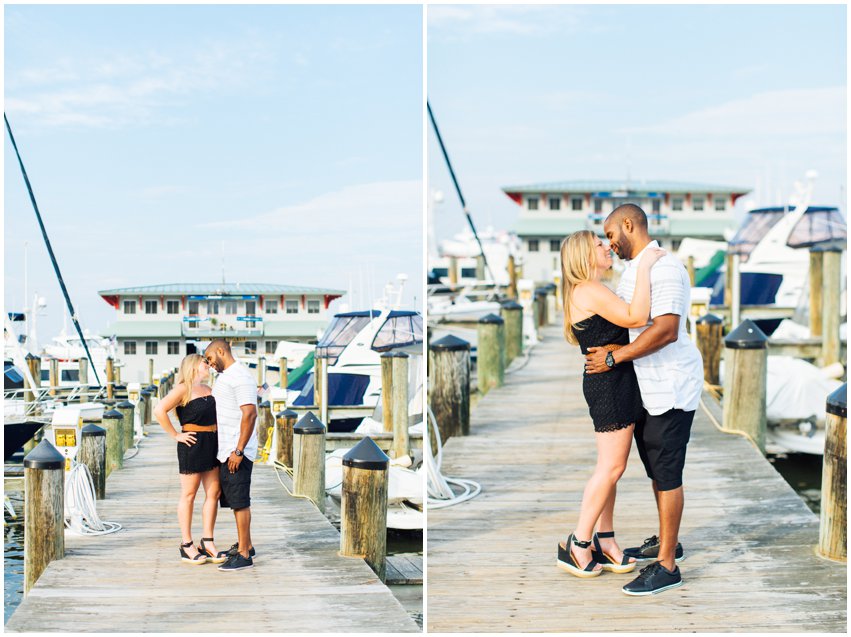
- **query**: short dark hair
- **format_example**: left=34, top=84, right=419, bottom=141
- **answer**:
left=608, top=203, right=648, bottom=231
left=205, top=339, right=231, bottom=354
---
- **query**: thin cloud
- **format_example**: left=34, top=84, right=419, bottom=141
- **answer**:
left=428, top=5, right=590, bottom=38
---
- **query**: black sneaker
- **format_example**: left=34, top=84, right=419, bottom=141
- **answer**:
left=226, top=542, right=256, bottom=559
left=622, top=561, right=683, bottom=596
left=218, top=552, right=254, bottom=571
left=623, top=535, right=684, bottom=562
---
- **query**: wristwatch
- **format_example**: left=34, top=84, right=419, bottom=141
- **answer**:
left=234, top=448, right=244, bottom=457
left=605, top=351, right=616, bottom=368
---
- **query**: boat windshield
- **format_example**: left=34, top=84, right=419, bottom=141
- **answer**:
left=727, top=208, right=785, bottom=261
left=786, top=207, right=847, bottom=249
left=315, top=314, right=375, bottom=365
left=372, top=313, right=423, bottom=352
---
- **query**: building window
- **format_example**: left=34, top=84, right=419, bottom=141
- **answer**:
left=244, top=341, right=257, bottom=355
left=528, top=239, right=539, bottom=252
left=166, top=300, right=180, bottom=314
left=548, top=197, right=560, bottom=211
left=672, top=197, right=684, bottom=211
left=265, top=300, right=278, bottom=314
left=224, top=301, right=237, bottom=315
left=167, top=341, right=179, bottom=355
left=188, top=300, right=199, bottom=315
left=594, top=199, right=603, bottom=213
left=207, top=300, right=220, bottom=314
left=245, top=301, right=256, bottom=316
left=307, top=300, right=320, bottom=314
left=549, top=239, right=561, bottom=252
left=527, top=196, right=539, bottom=210
left=715, top=196, right=727, bottom=211
left=123, top=300, right=136, bottom=315
left=571, top=197, right=583, bottom=211
left=693, top=196, right=704, bottom=211
left=286, top=300, right=299, bottom=314
left=144, top=300, right=157, bottom=315
left=265, top=341, right=278, bottom=355
left=124, top=341, right=136, bottom=355
left=145, top=341, right=158, bottom=355
left=652, top=199, right=661, bottom=213
left=460, top=267, right=477, bottom=277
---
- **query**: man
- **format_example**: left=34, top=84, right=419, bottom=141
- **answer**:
left=205, top=339, right=259, bottom=572
left=585, top=203, right=703, bottom=596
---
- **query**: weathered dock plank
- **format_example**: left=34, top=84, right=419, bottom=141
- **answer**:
left=6, top=427, right=419, bottom=633
left=427, top=324, right=846, bottom=633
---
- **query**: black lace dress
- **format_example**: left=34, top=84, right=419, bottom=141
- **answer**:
left=175, top=395, right=219, bottom=474
left=573, top=314, right=643, bottom=432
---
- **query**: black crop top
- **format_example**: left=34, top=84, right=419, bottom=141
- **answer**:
left=175, top=395, right=217, bottom=427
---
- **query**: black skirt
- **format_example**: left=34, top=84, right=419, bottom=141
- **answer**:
left=176, top=430, right=220, bottom=475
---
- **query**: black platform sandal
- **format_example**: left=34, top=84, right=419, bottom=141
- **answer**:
left=592, top=531, right=636, bottom=574
left=180, top=540, right=207, bottom=565
left=198, top=537, right=228, bottom=564
left=556, top=533, right=602, bottom=578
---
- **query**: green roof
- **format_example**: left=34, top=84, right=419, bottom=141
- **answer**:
left=503, top=180, right=750, bottom=195
left=98, top=283, right=345, bottom=296
left=101, top=321, right=183, bottom=338
left=514, top=217, right=588, bottom=237
left=264, top=320, right=329, bottom=338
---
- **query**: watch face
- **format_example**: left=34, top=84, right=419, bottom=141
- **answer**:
left=235, top=449, right=243, bottom=457
left=606, top=352, right=615, bottom=367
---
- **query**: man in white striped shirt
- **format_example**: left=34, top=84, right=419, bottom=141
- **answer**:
left=585, top=203, right=703, bottom=596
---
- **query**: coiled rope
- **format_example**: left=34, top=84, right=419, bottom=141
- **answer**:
left=425, top=406, right=482, bottom=509
left=64, top=461, right=121, bottom=535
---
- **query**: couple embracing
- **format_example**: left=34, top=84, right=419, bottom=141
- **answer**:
left=557, top=203, right=703, bottom=596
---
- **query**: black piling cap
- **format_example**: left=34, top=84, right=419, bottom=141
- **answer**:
left=103, top=409, right=124, bottom=420
left=293, top=411, right=326, bottom=435
left=827, top=384, right=847, bottom=418
left=380, top=351, right=410, bottom=359
left=430, top=334, right=471, bottom=352
left=724, top=319, right=768, bottom=350
left=277, top=408, right=298, bottom=420
left=342, top=436, right=389, bottom=471
left=101, top=399, right=116, bottom=407
left=117, top=400, right=134, bottom=410
left=500, top=300, right=523, bottom=311
left=140, top=389, right=152, bottom=397
left=478, top=313, right=504, bottom=325
left=696, top=313, right=723, bottom=325
left=144, top=385, right=157, bottom=393
left=23, top=439, right=64, bottom=470
left=81, top=424, right=106, bottom=437
left=25, top=352, right=39, bottom=361
left=259, top=400, right=270, bottom=408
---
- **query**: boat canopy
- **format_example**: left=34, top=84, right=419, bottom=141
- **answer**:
left=727, top=208, right=787, bottom=260
left=785, top=207, right=847, bottom=249
left=315, top=310, right=423, bottom=365
left=5, top=362, right=25, bottom=390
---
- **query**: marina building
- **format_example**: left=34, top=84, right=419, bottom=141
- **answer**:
left=99, top=283, right=344, bottom=383
left=503, top=179, right=750, bottom=282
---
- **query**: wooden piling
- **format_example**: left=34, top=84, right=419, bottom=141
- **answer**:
left=809, top=249, right=824, bottom=337
left=102, top=409, right=124, bottom=474
left=23, top=440, right=65, bottom=595
left=79, top=358, right=89, bottom=403
left=722, top=319, right=768, bottom=453
left=148, top=358, right=154, bottom=386
left=48, top=358, right=59, bottom=397
left=429, top=335, right=471, bottom=442
left=115, top=364, right=121, bottom=386
left=477, top=313, right=505, bottom=395
left=500, top=300, right=523, bottom=365
left=687, top=255, right=695, bottom=286
left=293, top=412, right=326, bottom=513
left=696, top=313, right=724, bottom=386
left=79, top=424, right=106, bottom=500
left=105, top=356, right=114, bottom=400
left=314, top=355, right=328, bottom=424
left=257, top=400, right=272, bottom=462
left=117, top=400, right=135, bottom=452
left=257, top=356, right=266, bottom=386
left=24, top=353, right=40, bottom=402
left=819, top=384, right=846, bottom=562
left=724, top=252, right=734, bottom=308
left=341, top=437, right=389, bottom=581
left=275, top=409, right=298, bottom=467
left=279, top=356, right=288, bottom=389
left=449, top=256, right=458, bottom=286
left=380, top=352, right=410, bottom=459
left=507, top=255, right=518, bottom=299
left=821, top=247, right=841, bottom=367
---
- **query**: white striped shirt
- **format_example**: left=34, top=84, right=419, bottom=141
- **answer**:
left=617, top=240, right=704, bottom=415
left=212, top=361, right=259, bottom=462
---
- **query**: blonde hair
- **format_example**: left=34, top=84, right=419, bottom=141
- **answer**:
left=176, top=354, right=205, bottom=407
left=560, top=230, right=598, bottom=345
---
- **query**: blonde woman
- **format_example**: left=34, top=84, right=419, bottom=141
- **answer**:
left=154, top=354, right=228, bottom=565
left=556, top=230, right=664, bottom=578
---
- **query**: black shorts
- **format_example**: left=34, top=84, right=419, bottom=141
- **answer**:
left=219, top=457, right=253, bottom=510
left=634, top=408, right=694, bottom=491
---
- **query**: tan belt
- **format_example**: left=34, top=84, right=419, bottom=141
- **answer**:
left=182, top=424, right=217, bottom=432
left=598, top=344, right=623, bottom=352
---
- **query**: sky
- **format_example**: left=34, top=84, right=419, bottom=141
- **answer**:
left=427, top=4, right=847, bottom=244
left=4, top=4, right=423, bottom=343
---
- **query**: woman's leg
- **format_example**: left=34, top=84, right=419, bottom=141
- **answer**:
left=178, top=472, right=203, bottom=556
left=596, top=481, right=634, bottom=564
left=569, top=424, right=634, bottom=568
left=200, top=466, right=222, bottom=555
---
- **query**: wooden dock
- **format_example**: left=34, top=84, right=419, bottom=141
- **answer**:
left=6, top=427, right=419, bottom=633
left=427, top=324, right=846, bottom=633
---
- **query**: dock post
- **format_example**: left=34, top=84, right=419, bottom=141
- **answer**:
left=79, top=424, right=106, bottom=500
left=809, top=248, right=824, bottom=337
left=546, top=285, right=556, bottom=326
left=117, top=400, right=135, bottom=452
left=696, top=313, right=724, bottom=386
left=24, top=353, right=40, bottom=403
left=687, top=255, right=695, bottom=286
left=23, top=439, right=65, bottom=595
left=79, top=357, right=89, bottom=403
left=102, top=409, right=124, bottom=474
left=257, top=400, right=272, bottom=463
left=314, top=355, right=328, bottom=425
left=722, top=319, right=768, bottom=453
left=138, top=389, right=151, bottom=428
left=500, top=300, right=523, bottom=366
left=449, top=256, right=458, bottom=286
left=114, top=363, right=121, bottom=386
left=507, top=255, right=518, bottom=299
left=477, top=313, right=505, bottom=395
left=105, top=356, right=114, bottom=400
left=279, top=356, right=288, bottom=389
left=293, top=412, right=326, bottom=512
left=730, top=253, right=742, bottom=329
left=724, top=252, right=734, bottom=308
left=148, top=358, right=154, bottom=385
left=476, top=254, right=485, bottom=280
left=257, top=356, right=266, bottom=387
left=48, top=358, right=59, bottom=397
left=275, top=409, right=298, bottom=467
left=381, top=352, right=410, bottom=459
left=429, top=335, right=471, bottom=441
left=819, top=384, right=846, bottom=562
left=341, top=437, right=389, bottom=581
left=821, top=247, right=842, bottom=367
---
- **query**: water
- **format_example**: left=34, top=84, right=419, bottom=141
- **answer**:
left=767, top=452, right=823, bottom=515
left=4, top=494, right=25, bottom=625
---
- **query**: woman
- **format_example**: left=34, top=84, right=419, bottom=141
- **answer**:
left=154, top=354, right=228, bottom=565
left=556, top=230, right=664, bottom=578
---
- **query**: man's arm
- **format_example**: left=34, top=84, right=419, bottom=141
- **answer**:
left=584, top=314, right=680, bottom=374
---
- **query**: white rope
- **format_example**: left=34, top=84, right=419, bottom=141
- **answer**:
left=64, top=461, right=122, bottom=535
left=425, top=405, right=482, bottom=509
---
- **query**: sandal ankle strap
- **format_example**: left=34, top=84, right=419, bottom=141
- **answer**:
left=596, top=531, right=615, bottom=539
left=181, top=540, right=194, bottom=547
left=571, top=534, right=592, bottom=549
left=201, top=537, right=214, bottom=542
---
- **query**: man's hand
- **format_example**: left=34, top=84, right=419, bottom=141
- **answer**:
left=227, top=452, right=243, bottom=473
left=584, top=347, right=613, bottom=375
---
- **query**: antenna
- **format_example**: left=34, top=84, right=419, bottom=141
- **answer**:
left=221, top=241, right=225, bottom=285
